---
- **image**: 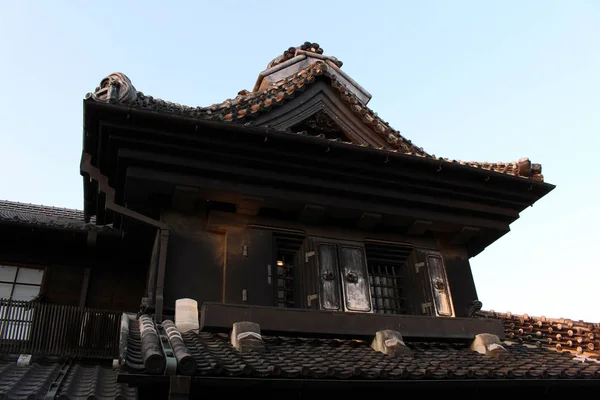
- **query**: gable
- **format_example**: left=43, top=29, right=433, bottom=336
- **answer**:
left=251, top=80, right=391, bottom=148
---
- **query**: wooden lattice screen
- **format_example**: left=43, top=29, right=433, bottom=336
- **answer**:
left=0, top=299, right=121, bottom=359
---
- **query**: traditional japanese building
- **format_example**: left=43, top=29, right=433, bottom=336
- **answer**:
left=0, top=42, right=598, bottom=398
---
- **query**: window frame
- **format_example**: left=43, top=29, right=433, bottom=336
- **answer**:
left=0, top=262, right=46, bottom=341
left=0, top=262, right=46, bottom=302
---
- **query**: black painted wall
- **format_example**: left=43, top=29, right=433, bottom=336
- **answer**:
left=162, top=211, right=225, bottom=311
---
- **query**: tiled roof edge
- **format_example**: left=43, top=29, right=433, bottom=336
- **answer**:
left=0, top=200, right=110, bottom=232
left=84, top=68, right=545, bottom=182
left=478, top=309, right=600, bottom=357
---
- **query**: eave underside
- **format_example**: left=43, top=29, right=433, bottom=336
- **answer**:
left=82, top=103, right=554, bottom=256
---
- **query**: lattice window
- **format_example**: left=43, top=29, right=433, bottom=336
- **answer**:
left=273, top=232, right=304, bottom=308
left=368, top=264, right=405, bottom=314
left=365, top=242, right=412, bottom=315
left=276, top=256, right=295, bottom=308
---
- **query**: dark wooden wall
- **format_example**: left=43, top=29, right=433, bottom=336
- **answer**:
left=0, top=226, right=147, bottom=312
left=160, top=209, right=468, bottom=316
left=162, top=211, right=226, bottom=310
left=43, top=265, right=84, bottom=306
left=436, top=233, right=478, bottom=318
left=85, top=264, right=146, bottom=311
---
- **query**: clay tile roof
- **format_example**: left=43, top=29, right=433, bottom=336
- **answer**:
left=0, top=359, right=137, bottom=399
left=120, top=313, right=600, bottom=381
left=0, top=200, right=112, bottom=232
left=478, top=310, right=600, bottom=357
left=84, top=44, right=546, bottom=183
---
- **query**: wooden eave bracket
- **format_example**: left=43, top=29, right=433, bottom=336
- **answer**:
left=407, top=220, right=433, bottom=236
left=356, top=212, right=382, bottom=230
left=236, top=196, right=263, bottom=216
left=450, top=226, right=480, bottom=245
left=299, top=204, right=325, bottom=224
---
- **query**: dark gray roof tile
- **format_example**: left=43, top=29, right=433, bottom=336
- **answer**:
left=0, top=359, right=136, bottom=400
left=0, top=200, right=113, bottom=233
left=170, top=331, right=600, bottom=380
left=57, top=362, right=137, bottom=400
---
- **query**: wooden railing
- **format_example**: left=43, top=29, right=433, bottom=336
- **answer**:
left=0, top=299, right=121, bottom=359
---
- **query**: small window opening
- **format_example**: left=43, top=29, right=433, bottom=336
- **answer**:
left=276, top=255, right=294, bottom=308
left=273, top=232, right=305, bottom=308
left=365, top=242, right=412, bottom=315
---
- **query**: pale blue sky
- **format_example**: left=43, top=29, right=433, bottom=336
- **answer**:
left=1, top=1, right=598, bottom=320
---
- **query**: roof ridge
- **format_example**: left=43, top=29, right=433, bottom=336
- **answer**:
left=84, top=64, right=546, bottom=182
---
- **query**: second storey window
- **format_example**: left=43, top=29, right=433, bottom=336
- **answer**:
left=0, top=265, right=44, bottom=301
left=365, top=241, right=412, bottom=315
left=273, top=232, right=305, bottom=308
left=297, top=237, right=454, bottom=317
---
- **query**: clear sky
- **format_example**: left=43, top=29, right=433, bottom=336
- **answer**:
left=1, top=1, right=598, bottom=321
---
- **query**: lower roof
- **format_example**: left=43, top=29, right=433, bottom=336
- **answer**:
left=0, top=358, right=136, bottom=400
left=122, top=314, right=600, bottom=382
left=0, top=200, right=111, bottom=233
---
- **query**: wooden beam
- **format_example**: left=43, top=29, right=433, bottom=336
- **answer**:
left=116, top=148, right=522, bottom=219
left=97, top=113, right=548, bottom=203
left=450, top=227, right=481, bottom=245
left=299, top=204, right=325, bottom=224
left=125, top=167, right=510, bottom=231
left=407, top=220, right=433, bottom=236
left=356, top=212, right=381, bottom=230
left=199, top=302, right=505, bottom=341
left=235, top=196, right=263, bottom=216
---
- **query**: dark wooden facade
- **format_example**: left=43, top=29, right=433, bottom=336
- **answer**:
left=3, top=43, right=588, bottom=400
left=0, top=46, right=554, bottom=324
left=74, top=48, right=553, bottom=321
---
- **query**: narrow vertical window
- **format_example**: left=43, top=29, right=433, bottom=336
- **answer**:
left=273, top=231, right=304, bottom=308
left=276, top=255, right=294, bottom=308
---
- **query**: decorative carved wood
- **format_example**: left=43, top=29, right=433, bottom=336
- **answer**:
left=290, top=110, right=348, bottom=140
left=253, top=81, right=391, bottom=148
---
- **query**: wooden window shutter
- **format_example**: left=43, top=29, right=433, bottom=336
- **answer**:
left=424, top=251, right=454, bottom=317
left=315, top=242, right=342, bottom=311
left=338, top=245, right=372, bottom=312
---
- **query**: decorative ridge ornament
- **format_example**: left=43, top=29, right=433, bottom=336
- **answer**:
left=267, top=42, right=343, bottom=69
left=81, top=51, right=546, bottom=182
left=85, top=72, right=137, bottom=104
